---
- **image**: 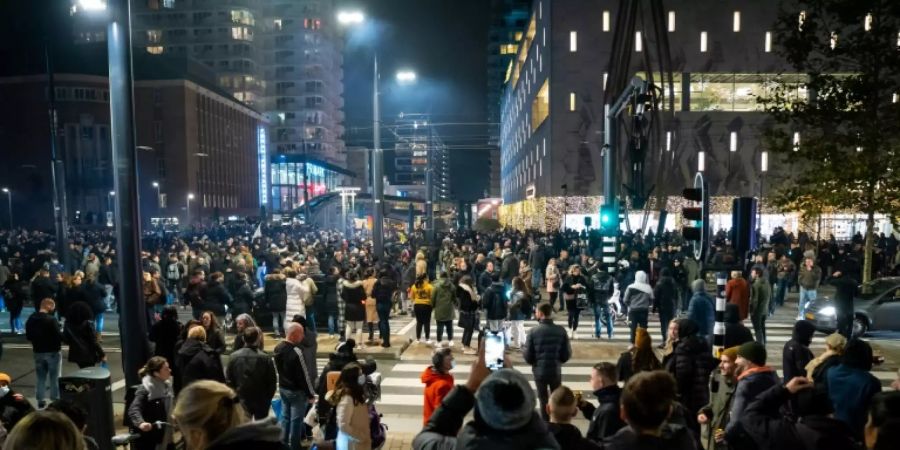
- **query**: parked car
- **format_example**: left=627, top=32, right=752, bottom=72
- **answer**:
left=804, top=277, right=900, bottom=336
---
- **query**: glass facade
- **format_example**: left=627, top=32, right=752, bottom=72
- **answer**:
left=270, top=160, right=343, bottom=212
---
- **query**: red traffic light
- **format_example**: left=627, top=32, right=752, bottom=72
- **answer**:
left=682, top=188, right=703, bottom=202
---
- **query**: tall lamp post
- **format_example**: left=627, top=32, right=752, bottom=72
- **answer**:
left=186, top=193, right=194, bottom=227
left=107, top=191, right=115, bottom=214
left=75, top=0, right=150, bottom=388
left=152, top=181, right=161, bottom=208
left=1, top=188, right=11, bottom=229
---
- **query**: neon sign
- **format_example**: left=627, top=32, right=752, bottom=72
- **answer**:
left=257, top=126, right=268, bottom=205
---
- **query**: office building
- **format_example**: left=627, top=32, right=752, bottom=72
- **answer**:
left=388, top=114, right=450, bottom=202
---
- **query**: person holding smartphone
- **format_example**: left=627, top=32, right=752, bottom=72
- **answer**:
left=524, top=302, right=572, bottom=422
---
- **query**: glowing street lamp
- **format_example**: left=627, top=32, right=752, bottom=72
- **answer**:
left=1, top=188, right=11, bottom=229
left=336, top=10, right=364, bottom=25
left=396, top=70, right=417, bottom=84
left=186, top=193, right=195, bottom=226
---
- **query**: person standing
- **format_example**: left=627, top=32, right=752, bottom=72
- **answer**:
left=332, top=363, right=372, bottom=450
left=274, top=322, right=317, bottom=450
left=782, top=320, right=815, bottom=382
left=749, top=268, right=771, bottom=344
left=622, top=270, right=654, bottom=344
left=725, top=271, right=750, bottom=322
left=653, top=268, right=678, bottom=344
left=545, top=258, right=560, bottom=310
left=456, top=275, right=480, bottom=355
left=175, top=326, right=225, bottom=390
left=264, top=268, right=288, bottom=338
left=698, top=346, right=738, bottom=450
left=63, top=301, right=106, bottom=370
left=829, top=268, right=859, bottom=338
left=664, top=319, right=716, bottom=434
left=410, top=274, right=434, bottom=344
left=341, top=271, right=367, bottom=348
left=226, top=327, right=277, bottom=420
left=127, top=357, right=175, bottom=450
left=524, top=303, right=572, bottom=422
left=507, top=277, right=531, bottom=350
left=826, top=338, right=883, bottom=440
left=362, top=268, right=378, bottom=344
left=547, top=386, right=602, bottom=450
left=616, top=327, right=661, bottom=383
left=421, top=348, right=454, bottom=425
left=575, top=362, right=625, bottom=443
left=774, top=256, right=795, bottom=310
left=560, top=265, right=589, bottom=339
left=687, top=279, right=715, bottom=343
left=3, top=272, right=27, bottom=334
left=797, top=256, right=822, bottom=320
left=25, top=298, right=63, bottom=408
left=724, top=341, right=780, bottom=450
left=431, top=272, right=457, bottom=347
left=371, top=270, right=396, bottom=348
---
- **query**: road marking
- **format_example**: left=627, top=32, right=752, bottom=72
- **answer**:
left=112, top=379, right=127, bottom=392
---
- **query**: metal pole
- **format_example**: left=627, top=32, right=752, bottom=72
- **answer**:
left=372, top=55, right=385, bottom=259
left=108, top=0, right=150, bottom=388
left=603, top=103, right=617, bottom=209
left=426, top=167, right=434, bottom=242
left=303, top=143, right=310, bottom=222
left=45, top=39, right=71, bottom=271
left=186, top=197, right=191, bottom=227
left=6, top=192, right=12, bottom=229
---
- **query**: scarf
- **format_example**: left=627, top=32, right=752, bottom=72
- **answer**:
left=804, top=350, right=838, bottom=382
left=142, top=375, right=173, bottom=402
left=736, top=365, right=775, bottom=381
left=458, top=283, right=479, bottom=302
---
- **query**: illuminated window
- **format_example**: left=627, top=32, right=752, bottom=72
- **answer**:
left=231, top=10, right=255, bottom=26
left=793, top=132, right=801, bottom=151
left=733, top=11, right=741, bottom=32
left=668, top=11, right=675, bottom=32
left=635, top=31, right=642, bottom=52
left=531, top=79, right=549, bottom=131
left=515, top=31, right=523, bottom=41
left=231, top=27, right=253, bottom=41
left=602, top=11, right=610, bottom=32
left=162, top=0, right=175, bottom=8
left=147, top=29, right=162, bottom=44
left=700, top=31, right=708, bottom=52
left=798, top=11, right=806, bottom=30
left=830, top=32, right=838, bottom=49
left=569, top=92, right=576, bottom=111
left=765, top=32, right=772, bottom=52
left=500, top=44, right=518, bottom=55
left=147, top=46, right=164, bottom=54
left=570, top=31, right=577, bottom=52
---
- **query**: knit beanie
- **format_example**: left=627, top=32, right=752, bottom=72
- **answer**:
left=737, top=341, right=767, bottom=366
left=634, top=327, right=652, bottom=351
left=475, top=369, right=535, bottom=430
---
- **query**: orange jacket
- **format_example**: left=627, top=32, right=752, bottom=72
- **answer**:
left=421, top=366, right=454, bottom=424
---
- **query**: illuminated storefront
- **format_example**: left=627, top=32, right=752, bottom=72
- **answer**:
left=269, top=154, right=354, bottom=213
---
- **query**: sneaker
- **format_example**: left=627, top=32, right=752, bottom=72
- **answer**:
left=417, top=338, right=424, bottom=344
left=426, top=339, right=434, bottom=346
left=37, top=401, right=46, bottom=410
left=448, top=340, right=454, bottom=347
left=463, top=347, right=477, bottom=355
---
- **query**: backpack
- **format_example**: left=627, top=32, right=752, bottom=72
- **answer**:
left=369, top=403, right=387, bottom=449
left=166, top=262, right=182, bottom=281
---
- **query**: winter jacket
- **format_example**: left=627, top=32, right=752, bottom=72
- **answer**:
left=700, top=371, right=735, bottom=450
left=723, top=304, right=754, bottom=349
left=653, top=275, right=679, bottom=315
left=797, top=264, right=823, bottom=290
left=226, top=347, right=278, bottom=418
left=665, top=336, right=715, bottom=418
left=508, top=289, right=532, bottom=321
left=548, top=423, right=601, bottom=450
left=0, top=389, right=34, bottom=434
left=341, top=280, right=367, bottom=322
left=577, top=385, right=625, bottom=442
left=149, top=317, right=182, bottom=365
left=431, top=278, right=457, bottom=322
left=203, top=280, right=231, bottom=316
left=421, top=367, right=454, bottom=425
left=263, top=273, right=288, bottom=312
left=273, top=340, right=316, bottom=396
left=499, top=252, right=519, bottom=283
left=740, top=384, right=858, bottom=450
left=285, top=277, right=307, bottom=321
left=482, top=282, right=508, bottom=321
left=687, top=292, right=715, bottom=339
left=601, top=424, right=699, bottom=450
left=82, top=280, right=107, bottom=315
left=455, top=407, right=560, bottom=450
left=591, top=271, right=615, bottom=305
left=25, top=310, right=62, bottom=353
left=782, top=320, right=816, bottom=382
left=232, top=282, right=254, bottom=317
left=725, top=367, right=780, bottom=450
left=478, top=270, right=495, bottom=294
left=807, top=352, right=841, bottom=385
left=372, top=276, right=397, bottom=308
left=523, top=318, right=571, bottom=380
left=749, top=277, right=771, bottom=320
left=322, top=274, right=339, bottom=314
left=126, top=376, right=174, bottom=450
left=825, top=364, right=882, bottom=439
left=456, top=284, right=479, bottom=313
left=175, top=338, right=225, bottom=388
left=205, top=418, right=288, bottom=450
left=30, top=275, right=58, bottom=303
left=622, top=271, right=654, bottom=311
left=64, top=318, right=105, bottom=368
left=725, top=278, right=750, bottom=321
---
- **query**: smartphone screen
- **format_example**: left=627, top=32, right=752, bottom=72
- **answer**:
left=485, top=331, right=506, bottom=371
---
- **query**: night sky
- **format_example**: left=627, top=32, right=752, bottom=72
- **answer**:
left=341, top=0, right=492, bottom=201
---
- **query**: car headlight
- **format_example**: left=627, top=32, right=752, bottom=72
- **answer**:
left=819, top=306, right=836, bottom=317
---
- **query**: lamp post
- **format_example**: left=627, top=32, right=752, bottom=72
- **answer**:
left=186, top=193, right=194, bottom=227
left=107, top=190, right=115, bottom=213
left=1, top=188, right=11, bottom=229
left=152, top=181, right=161, bottom=208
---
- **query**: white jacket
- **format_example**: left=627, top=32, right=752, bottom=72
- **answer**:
left=336, top=395, right=371, bottom=450
left=285, top=277, right=307, bottom=323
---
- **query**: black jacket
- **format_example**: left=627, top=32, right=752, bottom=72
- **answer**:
left=25, top=310, right=62, bottom=353
left=29, top=276, right=57, bottom=304
left=232, top=282, right=254, bottom=316
left=175, top=338, right=225, bottom=388
left=477, top=270, right=495, bottom=294
left=341, top=280, right=367, bottom=322
left=548, top=423, right=601, bottom=450
left=601, top=424, right=699, bottom=450
left=205, top=418, right=288, bottom=450
left=203, top=280, right=232, bottom=315
left=740, top=384, right=859, bottom=450
left=523, top=318, right=571, bottom=380
left=499, top=253, right=519, bottom=283
left=372, top=277, right=397, bottom=307
left=273, top=341, right=315, bottom=396
left=0, top=389, right=35, bottom=432
left=226, top=348, right=278, bottom=416
left=653, top=275, right=679, bottom=315
left=725, top=368, right=781, bottom=450
left=724, top=304, right=754, bottom=349
left=665, top=336, right=716, bottom=418
left=264, top=273, right=288, bottom=312
left=578, top=385, right=626, bottom=442
left=82, top=280, right=107, bottom=315
left=63, top=318, right=105, bottom=368
left=149, top=317, right=182, bottom=366
left=482, top=282, right=507, bottom=320
left=783, top=321, right=816, bottom=382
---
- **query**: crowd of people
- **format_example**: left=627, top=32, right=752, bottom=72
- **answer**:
left=0, top=223, right=899, bottom=450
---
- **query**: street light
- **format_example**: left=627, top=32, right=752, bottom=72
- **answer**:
left=74, top=0, right=108, bottom=12
left=396, top=70, right=417, bottom=84
left=107, top=190, right=116, bottom=212
left=186, top=193, right=194, bottom=227
left=152, top=181, right=161, bottom=209
left=336, top=10, right=364, bottom=25
left=1, top=188, right=11, bottom=229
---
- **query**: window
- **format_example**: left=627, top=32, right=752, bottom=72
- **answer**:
left=830, top=32, right=838, bottom=49
left=153, top=88, right=162, bottom=104
left=531, top=79, right=549, bottom=131
left=602, top=11, right=610, bottom=32
left=147, top=29, right=162, bottom=44
left=153, top=121, right=163, bottom=142
left=865, top=13, right=873, bottom=32
left=793, top=132, right=800, bottom=151
left=697, top=151, right=705, bottom=171
left=668, top=11, right=675, bottom=32
left=569, top=31, right=577, bottom=52
left=666, top=131, right=672, bottom=151
left=733, top=11, right=741, bottom=32
left=569, top=92, right=576, bottom=111
left=147, top=46, right=164, bottom=54
left=635, top=31, right=642, bottom=52
left=162, top=0, right=174, bottom=8
left=700, top=31, right=708, bottom=52
left=765, top=32, right=772, bottom=52
left=231, top=27, right=252, bottom=41
left=273, top=18, right=282, bottom=30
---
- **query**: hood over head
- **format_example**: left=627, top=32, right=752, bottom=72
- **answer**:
left=791, top=320, right=817, bottom=346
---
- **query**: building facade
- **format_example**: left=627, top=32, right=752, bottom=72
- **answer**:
left=388, top=114, right=450, bottom=202
left=499, top=0, right=792, bottom=231
left=0, top=54, right=265, bottom=229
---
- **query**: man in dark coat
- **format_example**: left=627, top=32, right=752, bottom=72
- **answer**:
left=499, top=248, right=519, bottom=288
left=576, top=362, right=625, bottom=443
left=782, top=320, right=815, bottom=382
left=524, top=303, right=572, bottom=421
left=829, top=268, right=859, bottom=338
left=725, top=341, right=780, bottom=450
left=723, top=303, right=754, bottom=349
left=371, top=270, right=397, bottom=348
left=274, top=322, right=317, bottom=450
left=225, top=327, right=277, bottom=420
left=653, top=268, right=679, bottom=344
left=664, top=319, right=716, bottom=434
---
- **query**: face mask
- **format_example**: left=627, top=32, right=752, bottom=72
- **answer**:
left=450, top=361, right=456, bottom=370
left=357, top=375, right=366, bottom=386
left=0, top=386, right=9, bottom=397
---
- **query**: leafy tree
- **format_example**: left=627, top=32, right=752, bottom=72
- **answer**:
left=761, top=0, right=900, bottom=282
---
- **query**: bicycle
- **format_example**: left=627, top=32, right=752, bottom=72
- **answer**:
left=112, top=421, right=171, bottom=450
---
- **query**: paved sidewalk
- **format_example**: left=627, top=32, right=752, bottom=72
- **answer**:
left=384, top=432, right=416, bottom=450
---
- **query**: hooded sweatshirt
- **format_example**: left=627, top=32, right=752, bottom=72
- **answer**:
left=421, top=367, right=454, bottom=425
left=782, top=320, right=816, bottom=382
left=623, top=271, right=654, bottom=311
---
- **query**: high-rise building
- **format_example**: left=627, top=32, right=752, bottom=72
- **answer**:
left=388, top=114, right=450, bottom=202
left=486, top=0, right=529, bottom=197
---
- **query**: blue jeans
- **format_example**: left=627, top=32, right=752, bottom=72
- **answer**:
left=592, top=303, right=613, bottom=338
left=328, top=314, right=337, bottom=335
left=279, top=388, right=309, bottom=450
left=531, top=270, right=543, bottom=298
left=774, top=279, right=789, bottom=309
left=272, top=311, right=286, bottom=336
left=306, top=310, right=317, bottom=333
left=95, top=313, right=105, bottom=334
left=34, top=352, right=61, bottom=403
left=798, top=288, right=816, bottom=318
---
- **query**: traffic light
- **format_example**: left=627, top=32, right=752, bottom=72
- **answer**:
left=681, top=173, right=709, bottom=261
left=599, top=203, right=618, bottom=236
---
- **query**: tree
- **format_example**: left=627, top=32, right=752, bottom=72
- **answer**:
left=760, top=0, right=900, bottom=282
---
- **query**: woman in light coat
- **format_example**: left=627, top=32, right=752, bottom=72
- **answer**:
left=545, top=258, right=560, bottom=310
left=333, top=362, right=372, bottom=450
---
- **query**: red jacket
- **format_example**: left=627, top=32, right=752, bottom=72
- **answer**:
left=726, top=278, right=751, bottom=320
left=421, top=366, right=454, bottom=424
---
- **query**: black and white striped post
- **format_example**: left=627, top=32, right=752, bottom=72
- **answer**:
left=601, top=235, right=617, bottom=273
left=713, top=272, right=728, bottom=351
